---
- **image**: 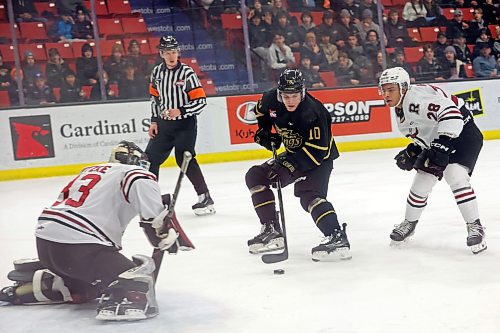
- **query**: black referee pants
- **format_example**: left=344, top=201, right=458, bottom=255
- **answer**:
left=145, top=116, right=209, bottom=195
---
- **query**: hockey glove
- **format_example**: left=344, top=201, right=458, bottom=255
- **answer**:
left=140, top=217, right=178, bottom=251
left=394, top=143, right=422, bottom=171
left=254, top=128, right=282, bottom=151
left=414, top=136, right=453, bottom=180
left=267, top=155, right=296, bottom=185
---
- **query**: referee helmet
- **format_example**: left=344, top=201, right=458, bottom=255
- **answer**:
left=158, top=35, right=180, bottom=52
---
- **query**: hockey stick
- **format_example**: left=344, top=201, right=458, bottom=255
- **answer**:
left=152, top=151, right=192, bottom=281
left=261, top=144, right=289, bottom=264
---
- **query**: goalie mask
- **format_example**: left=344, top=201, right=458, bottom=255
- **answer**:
left=277, top=69, right=306, bottom=102
left=110, top=141, right=150, bottom=170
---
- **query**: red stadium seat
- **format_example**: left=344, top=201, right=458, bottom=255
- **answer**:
left=121, top=17, right=148, bottom=34
left=53, top=87, right=61, bottom=102
left=97, top=18, right=123, bottom=37
left=200, top=79, right=215, bottom=96
left=221, top=13, right=243, bottom=29
left=319, top=71, right=337, bottom=87
left=381, top=0, right=393, bottom=6
left=81, top=85, right=93, bottom=99
left=404, top=46, right=424, bottom=64
left=464, top=64, right=473, bottom=78
left=0, top=45, right=15, bottom=62
left=183, top=58, right=202, bottom=77
left=45, top=42, right=74, bottom=59
left=99, top=40, right=123, bottom=57
left=0, top=4, right=6, bottom=22
left=72, top=41, right=96, bottom=58
left=442, top=8, right=455, bottom=20
left=310, top=11, right=324, bottom=25
left=123, top=38, right=152, bottom=55
left=34, top=2, right=58, bottom=17
left=407, top=28, right=421, bottom=42
left=83, top=0, right=109, bottom=16
left=462, top=8, right=474, bottom=21
left=19, top=22, right=48, bottom=41
left=391, top=0, right=407, bottom=6
left=419, top=26, right=441, bottom=42
left=0, top=90, right=10, bottom=107
left=293, top=52, right=300, bottom=63
left=0, top=22, right=20, bottom=40
left=489, top=25, right=498, bottom=39
left=19, top=43, right=47, bottom=61
left=289, top=12, right=302, bottom=24
left=107, top=0, right=132, bottom=16
left=109, top=83, right=119, bottom=97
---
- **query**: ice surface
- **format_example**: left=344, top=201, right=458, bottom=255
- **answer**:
left=1, top=141, right=499, bottom=333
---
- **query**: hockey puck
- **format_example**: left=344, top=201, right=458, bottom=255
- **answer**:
left=273, top=269, right=285, bottom=275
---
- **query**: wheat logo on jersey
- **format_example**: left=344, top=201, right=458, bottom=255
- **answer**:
left=277, top=128, right=302, bottom=149
left=323, top=99, right=385, bottom=124
left=236, top=101, right=258, bottom=125
left=10, top=115, right=55, bottom=160
left=453, top=88, right=484, bottom=116
left=269, top=109, right=277, bottom=118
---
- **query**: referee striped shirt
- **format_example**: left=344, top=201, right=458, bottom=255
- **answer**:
left=149, top=61, right=207, bottom=122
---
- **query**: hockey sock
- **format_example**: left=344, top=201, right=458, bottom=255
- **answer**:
left=405, top=171, right=438, bottom=222
left=305, top=197, right=339, bottom=236
left=250, top=185, right=277, bottom=223
left=443, top=164, right=480, bottom=223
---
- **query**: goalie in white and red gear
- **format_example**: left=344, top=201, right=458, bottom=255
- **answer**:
left=0, top=140, right=183, bottom=321
left=379, top=67, right=486, bottom=254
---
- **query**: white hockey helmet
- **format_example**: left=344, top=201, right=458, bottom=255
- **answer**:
left=110, top=141, right=150, bottom=170
left=378, top=67, right=410, bottom=105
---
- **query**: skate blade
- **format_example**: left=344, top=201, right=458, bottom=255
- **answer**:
left=389, top=237, right=414, bottom=248
left=249, top=238, right=285, bottom=254
left=470, top=241, right=487, bottom=254
left=96, top=309, right=156, bottom=321
left=312, top=247, right=352, bottom=262
left=193, top=205, right=216, bottom=216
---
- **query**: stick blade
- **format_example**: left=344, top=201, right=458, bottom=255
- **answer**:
left=261, top=249, right=288, bottom=264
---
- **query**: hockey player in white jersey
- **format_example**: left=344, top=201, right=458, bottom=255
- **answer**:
left=0, top=141, right=180, bottom=321
left=378, top=67, right=486, bottom=254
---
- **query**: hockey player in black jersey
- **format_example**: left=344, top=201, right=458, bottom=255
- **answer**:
left=245, top=69, right=351, bottom=261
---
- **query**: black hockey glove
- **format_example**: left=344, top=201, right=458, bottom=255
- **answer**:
left=394, top=143, right=422, bottom=171
left=414, top=136, right=453, bottom=180
left=254, top=128, right=282, bottom=151
left=267, top=155, right=296, bottom=185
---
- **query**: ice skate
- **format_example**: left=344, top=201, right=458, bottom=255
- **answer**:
left=311, top=223, right=351, bottom=262
left=96, top=291, right=159, bottom=321
left=248, top=221, right=284, bottom=254
left=467, top=219, right=487, bottom=254
left=390, top=220, right=418, bottom=247
left=192, top=192, right=216, bottom=216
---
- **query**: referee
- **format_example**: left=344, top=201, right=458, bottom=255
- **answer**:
left=146, top=35, right=215, bottom=216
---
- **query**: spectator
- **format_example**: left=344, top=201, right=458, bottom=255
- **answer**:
left=452, top=33, right=472, bottom=63
left=90, top=71, right=116, bottom=101
left=334, top=51, right=361, bottom=86
left=472, top=28, right=494, bottom=58
left=300, top=31, right=329, bottom=71
left=440, top=46, right=468, bottom=79
left=373, top=50, right=385, bottom=80
left=12, top=0, right=47, bottom=23
left=25, top=73, right=56, bottom=105
left=363, top=29, right=381, bottom=62
left=48, top=11, right=75, bottom=42
left=494, top=26, right=500, bottom=56
left=482, top=0, right=499, bottom=25
left=55, top=0, right=88, bottom=17
left=104, top=43, right=128, bottom=84
left=358, top=0, right=380, bottom=23
left=273, top=11, right=301, bottom=50
left=248, top=0, right=265, bottom=19
left=445, top=9, right=470, bottom=40
left=468, top=8, right=488, bottom=43
left=315, top=11, right=336, bottom=41
left=60, top=70, right=85, bottom=103
left=248, top=13, right=273, bottom=80
left=356, top=9, right=386, bottom=44
left=270, top=0, right=288, bottom=19
left=342, top=33, right=366, bottom=64
left=71, top=7, right=93, bottom=40
left=268, top=32, right=295, bottom=72
left=298, top=55, right=325, bottom=88
left=127, top=40, right=151, bottom=81
left=340, top=0, right=360, bottom=24
left=358, top=62, right=376, bottom=85
left=0, top=53, right=18, bottom=105
left=433, top=31, right=449, bottom=62
left=22, top=51, right=43, bottom=89
left=385, top=8, right=417, bottom=48
left=332, top=9, right=360, bottom=49
left=45, top=48, right=71, bottom=88
left=422, top=0, right=447, bottom=26
left=296, top=11, right=316, bottom=44
left=390, top=48, right=417, bottom=82
left=118, top=63, right=148, bottom=100
left=76, top=43, right=98, bottom=86
left=318, top=32, right=339, bottom=66
left=402, top=0, right=428, bottom=28
left=415, top=44, right=445, bottom=81
left=472, top=44, right=498, bottom=77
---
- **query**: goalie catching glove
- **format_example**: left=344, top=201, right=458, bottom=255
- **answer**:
left=140, top=218, right=178, bottom=251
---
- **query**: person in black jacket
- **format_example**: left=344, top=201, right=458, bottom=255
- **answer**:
left=60, top=70, right=85, bottom=103
left=245, top=69, right=351, bottom=262
left=118, top=62, right=148, bottom=100
left=76, top=43, right=98, bottom=86
left=25, top=74, right=56, bottom=105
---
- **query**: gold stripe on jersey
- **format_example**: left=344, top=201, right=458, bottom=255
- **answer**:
left=323, top=136, right=334, bottom=160
left=302, top=147, right=321, bottom=166
left=305, top=142, right=329, bottom=150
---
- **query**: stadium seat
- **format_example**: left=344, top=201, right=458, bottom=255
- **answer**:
left=0, top=4, right=6, bottom=22
left=33, top=2, right=58, bottom=17
left=52, top=87, right=61, bottom=102
left=489, top=25, right=498, bottom=39
left=404, top=46, right=424, bottom=64
left=19, top=22, right=48, bottom=41
left=464, top=64, right=473, bottom=78
left=293, top=52, right=300, bottom=63
left=81, top=85, right=93, bottom=99
left=123, top=38, right=152, bottom=55
left=19, top=43, right=47, bottom=61
left=200, top=79, right=216, bottom=95
left=109, top=83, right=119, bottom=97
left=45, top=42, right=74, bottom=59
left=0, top=90, right=10, bottom=107
left=107, top=0, right=132, bottom=16
left=99, top=40, right=123, bottom=57
left=148, top=37, right=160, bottom=53
left=462, top=8, right=474, bottom=21
left=121, top=17, right=148, bottom=34
left=391, top=0, right=407, bottom=5
left=0, top=45, right=15, bottom=62
left=467, top=44, right=474, bottom=53
left=83, top=0, right=109, bottom=16
left=0, top=22, right=20, bottom=40
left=183, top=58, right=202, bottom=77
left=319, top=71, right=337, bottom=87
left=97, top=18, right=123, bottom=37
left=221, top=13, right=243, bottom=29
left=381, top=0, right=393, bottom=6
left=407, top=28, right=421, bottom=42
left=289, top=12, right=302, bottom=24
left=419, top=26, right=441, bottom=42
left=310, top=11, right=324, bottom=25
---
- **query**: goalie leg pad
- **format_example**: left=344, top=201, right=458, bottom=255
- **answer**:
left=96, top=255, right=158, bottom=321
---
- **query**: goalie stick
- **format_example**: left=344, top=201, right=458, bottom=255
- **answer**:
left=261, top=143, right=289, bottom=264
left=152, top=151, right=192, bottom=281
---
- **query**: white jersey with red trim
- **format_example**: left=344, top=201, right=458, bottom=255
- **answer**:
left=35, top=163, right=164, bottom=248
left=394, top=84, right=468, bottom=148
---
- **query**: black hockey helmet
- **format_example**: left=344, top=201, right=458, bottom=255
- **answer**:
left=277, top=69, right=306, bottom=100
left=110, top=141, right=150, bottom=169
left=158, top=35, right=179, bottom=52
